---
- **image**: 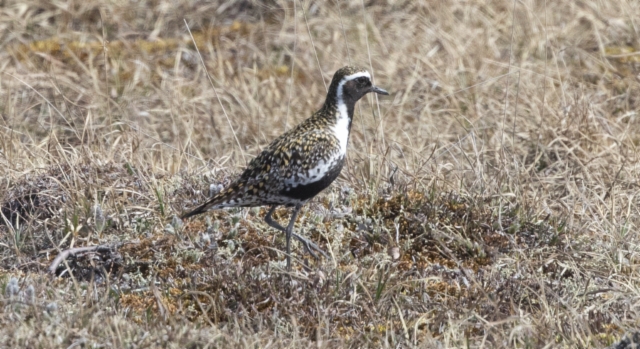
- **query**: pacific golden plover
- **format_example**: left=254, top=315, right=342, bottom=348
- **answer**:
left=181, top=66, right=389, bottom=269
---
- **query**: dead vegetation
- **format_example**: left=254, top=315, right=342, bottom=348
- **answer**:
left=2, top=0, right=640, bottom=347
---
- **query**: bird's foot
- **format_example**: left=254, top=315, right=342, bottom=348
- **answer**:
left=291, top=231, right=328, bottom=260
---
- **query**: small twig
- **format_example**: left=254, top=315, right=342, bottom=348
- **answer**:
left=392, top=296, right=409, bottom=341
left=183, top=19, right=246, bottom=164
left=499, top=0, right=519, bottom=162
left=284, top=0, right=297, bottom=131
left=150, top=280, right=167, bottom=322
left=0, top=299, right=46, bottom=309
left=48, top=245, right=112, bottom=275
left=361, top=0, right=385, bottom=150
left=603, top=160, right=625, bottom=200
left=578, top=288, right=618, bottom=297
left=335, top=0, right=351, bottom=64
left=299, top=0, right=326, bottom=91
left=185, top=291, right=217, bottom=325
left=99, top=8, right=113, bottom=130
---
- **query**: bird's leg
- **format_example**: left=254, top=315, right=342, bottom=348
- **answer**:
left=264, top=205, right=327, bottom=260
left=284, top=204, right=302, bottom=270
left=264, top=205, right=286, bottom=231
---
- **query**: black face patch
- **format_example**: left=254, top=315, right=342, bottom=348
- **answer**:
left=343, top=80, right=358, bottom=94
left=355, top=76, right=370, bottom=85
left=343, top=78, right=370, bottom=99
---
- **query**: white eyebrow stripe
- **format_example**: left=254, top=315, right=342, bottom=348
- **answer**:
left=341, top=71, right=371, bottom=83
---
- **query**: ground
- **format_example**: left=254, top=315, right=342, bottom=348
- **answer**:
left=1, top=0, right=640, bottom=348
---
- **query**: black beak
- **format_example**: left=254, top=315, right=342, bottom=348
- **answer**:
left=371, top=85, right=389, bottom=95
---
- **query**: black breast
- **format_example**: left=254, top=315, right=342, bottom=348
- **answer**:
left=281, top=157, right=345, bottom=201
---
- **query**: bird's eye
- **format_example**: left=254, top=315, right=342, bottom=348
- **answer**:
left=357, top=77, right=368, bottom=84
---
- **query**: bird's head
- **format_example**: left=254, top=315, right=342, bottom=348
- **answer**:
left=329, top=66, right=389, bottom=103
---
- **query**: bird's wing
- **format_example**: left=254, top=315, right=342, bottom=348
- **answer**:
left=181, top=129, right=340, bottom=218
left=243, top=128, right=341, bottom=185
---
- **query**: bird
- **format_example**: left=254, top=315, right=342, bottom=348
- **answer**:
left=181, top=66, right=389, bottom=269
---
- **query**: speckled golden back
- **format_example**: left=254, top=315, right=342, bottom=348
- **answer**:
left=210, top=106, right=343, bottom=207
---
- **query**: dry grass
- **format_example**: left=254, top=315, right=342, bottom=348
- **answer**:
left=1, top=0, right=640, bottom=347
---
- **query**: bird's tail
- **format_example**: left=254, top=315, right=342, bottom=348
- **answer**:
left=180, top=201, right=211, bottom=219
left=180, top=182, right=240, bottom=219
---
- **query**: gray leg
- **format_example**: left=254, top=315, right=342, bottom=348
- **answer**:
left=264, top=205, right=328, bottom=267
left=264, top=205, right=287, bottom=232
left=284, top=204, right=302, bottom=270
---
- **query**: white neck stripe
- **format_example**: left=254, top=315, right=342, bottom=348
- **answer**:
left=333, top=71, right=370, bottom=155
